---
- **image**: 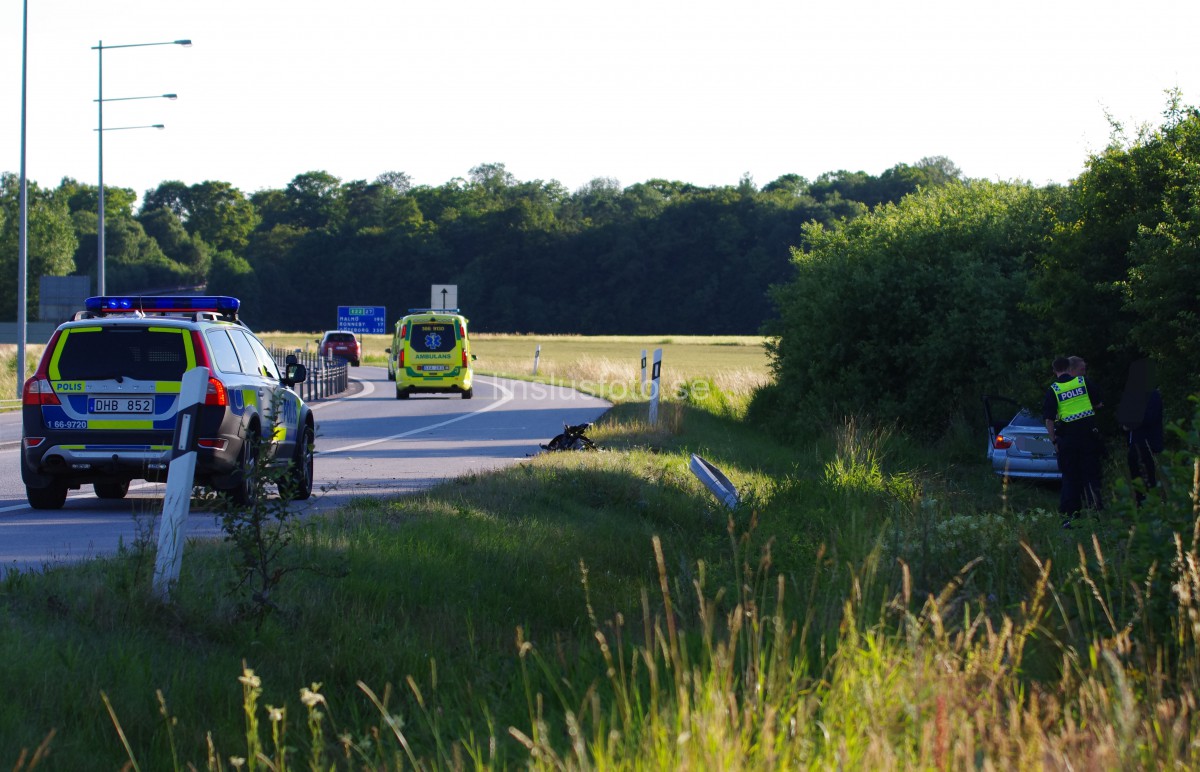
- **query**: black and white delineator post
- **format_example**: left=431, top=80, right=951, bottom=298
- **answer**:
left=533, top=344, right=541, bottom=375
left=153, top=366, right=209, bottom=599
left=648, top=347, right=663, bottom=425
left=640, top=349, right=647, bottom=393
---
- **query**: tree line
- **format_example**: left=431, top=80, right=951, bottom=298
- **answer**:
left=6, top=95, right=1195, bottom=436
left=0, top=158, right=961, bottom=333
left=753, top=94, right=1200, bottom=437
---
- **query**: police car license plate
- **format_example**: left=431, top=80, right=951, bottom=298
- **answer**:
left=421, top=365, right=449, bottom=372
left=89, top=397, right=154, bottom=414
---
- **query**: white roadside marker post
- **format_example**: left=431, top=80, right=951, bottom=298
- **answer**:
left=533, top=344, right=541, bottom=375
left=648, top=348, right=662, bottom=425
left=640, top=349, right=647, bottom=394
left=153, top=366, right=209, bottom=600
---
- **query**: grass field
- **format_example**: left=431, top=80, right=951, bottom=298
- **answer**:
left=2, top=333, right=769, bottom=408
left=257, top=332, right=772, bottom=404
left=5, top=337, right=1200, bottom=768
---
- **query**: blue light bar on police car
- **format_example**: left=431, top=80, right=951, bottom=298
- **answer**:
left=85, top=296, right=241, bottom=314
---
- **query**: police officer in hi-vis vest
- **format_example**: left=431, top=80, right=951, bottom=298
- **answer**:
left=1042, top=356, right=1105, bottom=526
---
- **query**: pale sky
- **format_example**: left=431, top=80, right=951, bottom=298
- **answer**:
left=5, top=0, right=1199, bottom=204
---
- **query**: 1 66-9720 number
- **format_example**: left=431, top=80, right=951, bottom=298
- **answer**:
left=48, top=420, right=87, bottom=430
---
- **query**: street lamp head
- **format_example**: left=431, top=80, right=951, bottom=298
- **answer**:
left=163, top=93, right=178, bottom=99
left=175, top=39, right=192, bottom=46
left=153, top=124, right=165, bottom=129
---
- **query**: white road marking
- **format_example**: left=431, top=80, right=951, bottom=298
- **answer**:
left=318, top=377, right=514, bottom=456
left=308, top=374, right=374, bottom=409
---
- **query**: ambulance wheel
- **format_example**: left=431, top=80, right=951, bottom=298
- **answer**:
left=396, top=387, right=410, bottom=400
left=462, top=388, right=474, bottom=400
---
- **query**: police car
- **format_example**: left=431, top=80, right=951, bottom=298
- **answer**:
left=20, top=296, right=315, bottom=510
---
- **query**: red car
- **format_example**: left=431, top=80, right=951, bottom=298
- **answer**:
left=319, top=330, right=361, bottom=366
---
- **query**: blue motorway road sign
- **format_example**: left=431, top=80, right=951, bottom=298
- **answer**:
left=336, top=305, right=386, bottom=335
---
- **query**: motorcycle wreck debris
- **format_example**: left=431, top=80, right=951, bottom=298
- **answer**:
left=540, top=422, right=599, bottom=452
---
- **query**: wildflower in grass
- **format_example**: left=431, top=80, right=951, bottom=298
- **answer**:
left=300, top=684, right=326, bottom=708
left=239, top=669, right=262, bottom=689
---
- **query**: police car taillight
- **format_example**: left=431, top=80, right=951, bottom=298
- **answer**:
left=993, top=435, right=1013, bottom=450
left=205, top=377, right=228, bottom=407
left=22, top=376, right=60, bottom=406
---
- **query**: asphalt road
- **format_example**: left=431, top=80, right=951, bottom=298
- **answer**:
left=0, top=368, right=610, bottom=573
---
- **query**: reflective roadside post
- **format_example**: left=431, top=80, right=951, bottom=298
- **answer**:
left=640, top=349, right=647, bottom=395
left=154, top=366, right=208, bottom=600
left=533, top=344, right=541, bottom=375
left=648, top=348, right=662, bottom=425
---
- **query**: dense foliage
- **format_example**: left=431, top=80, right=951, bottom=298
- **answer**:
left=1, top=159, right=957, bottom=334
left=757, top=97, right=1200, bottom=436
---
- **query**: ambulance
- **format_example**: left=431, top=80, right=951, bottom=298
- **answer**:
left=386, top=309, right=475, bottom=399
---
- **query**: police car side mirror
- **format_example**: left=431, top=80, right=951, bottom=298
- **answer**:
left=285, top=362, right=307, bottom=386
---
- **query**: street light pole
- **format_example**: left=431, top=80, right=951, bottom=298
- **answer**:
left=93, top=38, right=190, bottom=296
left=17, top=0, right=28, bottom=398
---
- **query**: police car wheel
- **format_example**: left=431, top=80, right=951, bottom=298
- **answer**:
left=27, top=483, right=68, bottom=510
left=94, top=480, right=130, bottom=500
left=230, top=429, right=261, bottom=506
left=287, top=425, right=315, bottom=501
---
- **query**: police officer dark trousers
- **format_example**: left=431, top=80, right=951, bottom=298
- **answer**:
left=1043, top=357, right=1104, bottom=523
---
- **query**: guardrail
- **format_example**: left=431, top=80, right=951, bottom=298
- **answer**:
left=269, top=346, right=349, bottom=402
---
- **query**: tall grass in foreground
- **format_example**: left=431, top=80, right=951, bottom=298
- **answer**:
left=92, top=499, right=1200, bottom=769
left=6, top=380, right=1200, bottom=768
